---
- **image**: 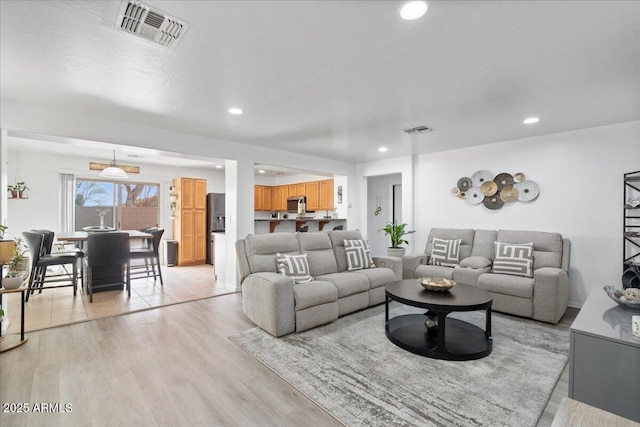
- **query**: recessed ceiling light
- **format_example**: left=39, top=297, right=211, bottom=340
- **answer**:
left=258, top=169, right=266, bottom=174
left=523, top=117, right=540, bottom=124
left=228, top=107, right=243, bottom=115
left=378, top=147, right=388, bottom=152
left=400, top=1, right=428, bottom=20
left=215, top=165, right=223, bottom=169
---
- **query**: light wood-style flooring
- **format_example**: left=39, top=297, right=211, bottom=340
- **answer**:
left=1, top=264, right=238, bottom=335
left=0, top=292, right=580, bottom=427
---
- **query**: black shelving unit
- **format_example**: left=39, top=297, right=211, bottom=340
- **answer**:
left=623, top=171, right=640, bottom=287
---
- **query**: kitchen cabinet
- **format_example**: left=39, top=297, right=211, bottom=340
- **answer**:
left=254, top=185, right=272, bottom=211
left=288, top=183, right=305, bottom=197
left=173, top=177, right=207, bottom=265
left=305, top=181, right=320, bottom=211
left=319, top=179, right=334, bottom=210
left=271, top=185, right=288, bottom=211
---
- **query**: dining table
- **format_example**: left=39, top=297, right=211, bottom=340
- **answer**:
left=56, top=230, right=153, bottom=293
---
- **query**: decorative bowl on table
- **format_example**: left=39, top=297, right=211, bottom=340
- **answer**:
left=604, top=285, right=640, bottom=310
left=418, top=277, right=456, bottom=292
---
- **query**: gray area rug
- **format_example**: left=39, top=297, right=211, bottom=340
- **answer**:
left=230, top=303, right=569, bottom=427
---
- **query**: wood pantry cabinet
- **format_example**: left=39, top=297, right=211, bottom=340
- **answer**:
left=173, top=177, right=207, bottom=265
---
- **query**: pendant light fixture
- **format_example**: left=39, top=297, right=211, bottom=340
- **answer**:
left=100, top=150, right=129, bottom=180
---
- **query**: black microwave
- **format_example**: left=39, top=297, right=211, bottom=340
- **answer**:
left=287, top=196, right=306, bottom=212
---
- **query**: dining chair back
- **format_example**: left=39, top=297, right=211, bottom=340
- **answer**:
left=129, top=228, right=164, bottom=285
left=86, top=232, right=130, bottom=302
left=22, top=231, right=80, bottom=301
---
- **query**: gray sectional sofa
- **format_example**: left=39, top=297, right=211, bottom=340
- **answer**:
left=403, top=228, right=571, bottom=324
left=236, top=230, right=402, bottom=337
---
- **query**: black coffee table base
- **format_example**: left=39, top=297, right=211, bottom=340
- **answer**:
left=386, top=313, right=492, bottom=361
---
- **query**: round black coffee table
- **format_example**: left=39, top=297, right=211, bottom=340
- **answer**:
left=385, top=280, right=493, bottom=361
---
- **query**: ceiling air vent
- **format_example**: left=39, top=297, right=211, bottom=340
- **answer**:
left=117, top=1, right=190, bottom=48
left=403, top=125, right=434, bottom=135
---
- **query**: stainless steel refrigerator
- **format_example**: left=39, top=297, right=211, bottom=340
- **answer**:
left=206, top=193, right=225, bottom=265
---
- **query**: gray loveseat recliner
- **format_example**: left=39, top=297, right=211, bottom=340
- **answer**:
left=236, top=230, right=402, bottom=337
left=403, top=228, right=571, bottom=324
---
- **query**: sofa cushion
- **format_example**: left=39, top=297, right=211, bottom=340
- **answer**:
left=492, top=242, right=534, bottom=277
left=245, top=233, right=300, bottom=274
left=477, top=273, right=534, bottom=299
left=453, top=266, right=491, bottom=287
left=294, top=280, right=338, bottom=311
left=316, top=272, right=370, bottom=298
left=344, top=238, right=376, bottom=271
left=328, top=230, right=365, bottom=272
left=425, top=228, right=474, bottom=261
left=459, top=256, right=492, bottom=269
left=415, top=264, right=454, bottom=280
left=353, top=267, right=396, bottom=289
left=470, top=230, right=498, bottom=259
left=497, top=230, right=563, bottom=269
left=429, top=238, right=461, bottom=267
left=296, top=232, right=338, bottom=276
left=277, top=253, right=313, bottom=283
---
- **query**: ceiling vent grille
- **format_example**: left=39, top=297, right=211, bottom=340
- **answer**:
left=403, top=125, right=434, bottom=135
left=117, top=1, right=189, bottom=48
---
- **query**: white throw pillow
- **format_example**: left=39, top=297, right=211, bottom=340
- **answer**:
left=492, top=242, right=534, bottom=277
left=276, top=253, right=313, bottom=283
left=344, top=238, right=376, bottom=271
left=429, top=238, right=461, bottom=267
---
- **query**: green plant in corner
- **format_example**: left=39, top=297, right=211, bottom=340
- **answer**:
left=0, top=224, right=7, bottom=239
left=379, top=221, right=415, bottom=248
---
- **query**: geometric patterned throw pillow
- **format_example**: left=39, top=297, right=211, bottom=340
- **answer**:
left=344, top=238, right=376, bottom=271
left=428, top=238, right=461, bottom=267
left=492, top=242, right=534, bottom=277
left=276, top=253, right=313, bottom=284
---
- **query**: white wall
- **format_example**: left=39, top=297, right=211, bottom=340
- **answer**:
left=414, top=120, right=640, bottom=307
left=366, top=173, right=402, bottom=256
left=4, top=148, right=225, bottom=243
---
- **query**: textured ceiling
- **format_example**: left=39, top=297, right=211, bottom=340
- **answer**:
left=1, top=0, right=639, bottom=163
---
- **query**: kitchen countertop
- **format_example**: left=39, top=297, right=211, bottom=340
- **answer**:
left=255, top=218, right=345, bottom=221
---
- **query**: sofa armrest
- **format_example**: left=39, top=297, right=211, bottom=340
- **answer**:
left=372, top=256, right=402, bottom=281
left=242, top=272, right=295, bottom=337
left=401, top=254, right=428, bottom=279
left=533, top=267, right=570, bottom=324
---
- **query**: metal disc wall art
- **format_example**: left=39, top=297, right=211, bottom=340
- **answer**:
left=457, top=177, right=472, bottom=191
left=480, top=181, right=498, bottom=196
left=500, top=186, right=519, bottom=203
left=494, top=173, right=515, bottom=191
left=466, top=187, right=485, bottom=205
left=515, top=180, right=540, bottom=202
left=452, top=170, right=539, bottom=210
left=471, top=170, right=493, bottom=188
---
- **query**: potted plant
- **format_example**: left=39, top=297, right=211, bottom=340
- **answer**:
left=0, top=224, right=7, bottom=239
left=3, top=238, right=27, bottom=289
left=379, top=221, right=415, bottom=257
left=7, top=184, right=17, bottom=199
left=15, top=182, right=29, bottom=198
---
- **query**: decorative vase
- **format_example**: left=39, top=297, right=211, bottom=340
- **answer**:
left=99, top=215, right=105, bottom=229
left=2, top=276, right=23, bottom=290
left=387, top=247, right=406, bottom=258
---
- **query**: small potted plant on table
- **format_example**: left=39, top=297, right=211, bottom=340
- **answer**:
left=15, top=182, right=29, bottom=199
left=379, top=221, right=415, bottom=257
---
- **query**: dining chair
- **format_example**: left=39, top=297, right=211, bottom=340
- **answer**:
left=129, top=228, right=164, bottom=285
left=22, top=231, right=80, bottom=301
left=86, top=232, right=130, bottom=303
left=31, top=229, right=84, bottom=288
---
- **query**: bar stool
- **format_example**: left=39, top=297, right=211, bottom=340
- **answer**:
left=129, top=228, right=164, bottom=284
